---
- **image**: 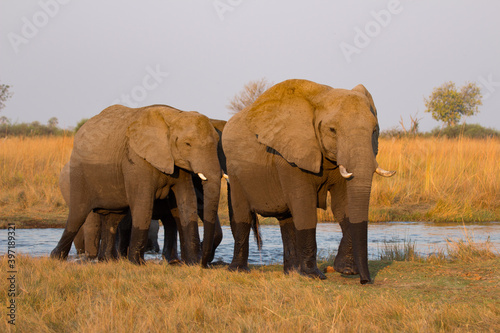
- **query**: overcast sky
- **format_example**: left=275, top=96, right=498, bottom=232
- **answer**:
left=1, top=1, right=499, bottom=132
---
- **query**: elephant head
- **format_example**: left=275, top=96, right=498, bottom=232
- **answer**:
left=126, top=106, right=222, bottom=265
left=245, top=79, right=394, bottom=283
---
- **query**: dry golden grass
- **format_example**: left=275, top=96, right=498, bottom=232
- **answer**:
left=373, top=136, right=500, bottom=221
left=0, top=136, right=73, bottom=225
left=1, top=136, right=499, bottom=226
left=1, top=249, right=498, bottom=332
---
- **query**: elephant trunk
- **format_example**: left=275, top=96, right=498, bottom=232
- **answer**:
left=200, top=170, right=221, bottom=267
left=346, top=176, right=373, bottom=284
left=340, top=143, right=375, bottom=284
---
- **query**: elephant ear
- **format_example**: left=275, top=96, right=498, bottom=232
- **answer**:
left=352, top=84, right=377, bottom=117
left=126, top=109, right=175, bottom=174
left=246, top=80, right=327, bottom=173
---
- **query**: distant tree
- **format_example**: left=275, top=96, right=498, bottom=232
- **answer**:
left=227, top=78, right=273, bottom=114
left=0, top=82, right=13, bottom=112
left=48, top=117, right=59, bottom=128
left=74, top=118, right=88, bottom=133
left=0, top=116, right=10, bottom=125
left=424, top=81, right=482, bottom=127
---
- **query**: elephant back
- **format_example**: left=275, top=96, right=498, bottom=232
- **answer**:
left=72, top=105, right=142, bottom=164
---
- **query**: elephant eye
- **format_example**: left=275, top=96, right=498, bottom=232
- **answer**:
left=330, top=127, right=336, bottom=134
left=184, top=142, right=192, bottom=147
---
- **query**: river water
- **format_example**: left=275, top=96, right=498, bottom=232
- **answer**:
left=1, top=222, right=498, bottom=264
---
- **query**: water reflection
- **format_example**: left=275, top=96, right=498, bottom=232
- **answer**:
left=1, top=222, right=498, bottom=264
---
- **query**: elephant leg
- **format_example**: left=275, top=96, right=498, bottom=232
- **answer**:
left=73, top=227, right=85, bottom=255
left=280, top=174, right=325, bottom=280
left=83, top=212, right=102, bottom=259
left=228, top=178, right=252, bottom=273
left=117, top=212, right=132, bottom=257
left=171, top=175, right=201, bottom=265
left=98, top=213, right=124, bottom=261
left=163, top=217, right=180, bottom=264
left=333, top=217, right=359, bottom=275
left=161, top=197, right=181, bottom=264
left=146, top=220, right=160, bottom=253
left=127, top=195, right=155, bottom=265
left=329, top=184, right=360, bottom=276
left=279, top=216, right=299, bottom=274
left=51, top=202, right=92, bottom=260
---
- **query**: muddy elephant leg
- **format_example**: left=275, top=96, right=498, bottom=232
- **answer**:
left=171, top=173, right=201, bottom=265
left=333, top=217, right=359, bottom=275
left=146, top=220, right=160, bottom=253
left=98, top=213, right=124, bottom=261
left=162, top=217, right=180, bottom=263
left=127, top=194, right=155, bottom=264
left=82, top=212, right=102, bottom=259
left=73, top=228, right=85, bottom=255
left=278, top=216, right=299, bottom=274
left=161, top=197, right=181, bottom=263
left=281, top=175, right=325, bottom=280
left=51, top=201, right=92, bottom=260
left=228, top=178, right=253, bottom=273
left=116, top=212, right=132, bottom=257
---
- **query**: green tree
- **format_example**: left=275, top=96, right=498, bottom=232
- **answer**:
left=74, top=118, right=88, bottom=133
left=424, top=81, right=482, bottom=127
left=0, top=81, right=13, bottom=111
left=227, top=78, right=273, bottom=114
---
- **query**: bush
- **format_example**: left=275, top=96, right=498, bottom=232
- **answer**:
left=430, top=124, right=500, bottom=139
left=381, top=123, right=499, bottom=139
left=0, top=121, right=69, bottom=137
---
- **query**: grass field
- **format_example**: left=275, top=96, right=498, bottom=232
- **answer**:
left=1, top=239, right=498, bottom=332
left=1, top=135, right=499, bottom=227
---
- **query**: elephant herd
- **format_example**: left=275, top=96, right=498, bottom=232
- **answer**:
left=51, top=79, right=395, bottom=284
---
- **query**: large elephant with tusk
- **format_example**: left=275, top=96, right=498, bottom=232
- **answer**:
left=222, top=79, right=395, bottom=284
left=51, top=104, right=222, bottom=266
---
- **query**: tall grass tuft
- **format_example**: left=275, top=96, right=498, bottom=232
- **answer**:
left=446, top=226, right=498, bottom=262
left=379, top=238, right=420, bottom=262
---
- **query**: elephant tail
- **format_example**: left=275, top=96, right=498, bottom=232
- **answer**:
left=251, top=212, right=263, bottom=251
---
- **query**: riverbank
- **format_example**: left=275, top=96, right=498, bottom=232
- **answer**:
left=1, top=240, right=498, bottom=332
left=1, top=135, right=499, bottom=229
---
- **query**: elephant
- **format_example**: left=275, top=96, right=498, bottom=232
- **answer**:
left=222, top=79, right=395, bottom=284
left=51, top=104, right=222, bottom=266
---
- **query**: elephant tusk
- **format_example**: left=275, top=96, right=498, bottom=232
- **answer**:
left=375, top=167, right=396, bottom=177
left=339, top=165, right=353, bottom=179
left=197, top=173, right=208, bottom=181
left=223, top=173, right=229, bottom=181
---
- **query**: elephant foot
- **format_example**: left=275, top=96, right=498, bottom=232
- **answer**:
left=299, top=267, right=327, bottom=280
left=228, top=263, right=250, bottom=273
left=283, top=261, right=299, bottom=275
left=50, top=248, right=68, bottom=260
left=283, top=266, right=297, bottom=275
left=167, top=258, right=181, bottom=265
left=333, top=257, right=359, bottom=275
